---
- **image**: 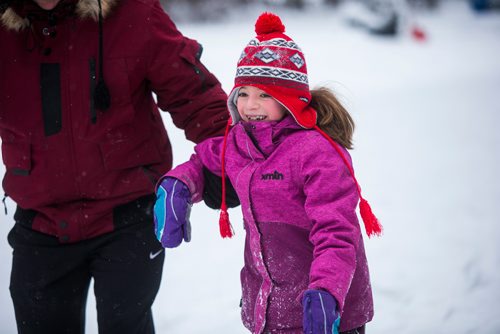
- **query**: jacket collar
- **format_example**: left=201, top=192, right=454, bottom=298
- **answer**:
left=1, top=0, right=117, bottom=31
left=236, top=115, right=304, bottom=158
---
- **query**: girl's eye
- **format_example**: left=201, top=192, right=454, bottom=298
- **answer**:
left=261, top=93, right=271, bottom=98
left=238, top=92, right=248, bottom=97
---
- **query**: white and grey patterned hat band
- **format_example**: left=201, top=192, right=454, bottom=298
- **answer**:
left=235, top=66, right=308, bottom=86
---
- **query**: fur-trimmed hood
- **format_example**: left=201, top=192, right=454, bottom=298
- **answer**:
left=1, top=0, right=117, bottom=31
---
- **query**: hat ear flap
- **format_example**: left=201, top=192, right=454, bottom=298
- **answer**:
left=297, top=106, right=317, bottom=128
left=227, top=88, right=241, bottom=125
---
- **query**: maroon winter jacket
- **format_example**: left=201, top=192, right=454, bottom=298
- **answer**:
left=0, top=0, right=228, bottom=242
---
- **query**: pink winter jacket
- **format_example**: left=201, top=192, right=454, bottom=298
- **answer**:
left=167, top=116, right=374, bottom=333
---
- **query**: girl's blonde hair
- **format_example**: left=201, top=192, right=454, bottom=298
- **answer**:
left=310, top=87, right=355, bottom=149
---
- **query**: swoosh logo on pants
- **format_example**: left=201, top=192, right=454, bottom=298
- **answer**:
left=149, top=249, right=164, bottom=260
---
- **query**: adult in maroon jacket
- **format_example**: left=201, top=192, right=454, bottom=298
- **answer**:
left=0, top=0, right=229, bottom=332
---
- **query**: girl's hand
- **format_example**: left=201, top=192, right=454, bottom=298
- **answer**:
left=154, top=177, right=192, bottom=248
left=302, top=289, right=340, bottom=334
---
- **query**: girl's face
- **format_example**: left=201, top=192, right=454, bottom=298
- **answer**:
left=236, top=86, right=286, bottom=122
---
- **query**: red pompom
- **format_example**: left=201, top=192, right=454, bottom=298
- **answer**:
left=255, top=12, right=285, bottom=36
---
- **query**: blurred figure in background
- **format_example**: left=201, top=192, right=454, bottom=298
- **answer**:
left=346, top=0, right=400, bottom=36
left=470, top=0, right=500, bottom=10
left=343, top=0, right=429, bottom=41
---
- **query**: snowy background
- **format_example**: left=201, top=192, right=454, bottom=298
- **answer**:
left=1, top=1, right=500, bottom=333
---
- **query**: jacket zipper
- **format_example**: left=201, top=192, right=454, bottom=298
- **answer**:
left=89, top=58, right=97, bottom=124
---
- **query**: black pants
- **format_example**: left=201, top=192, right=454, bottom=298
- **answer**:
left=8, top=216, right=164, bottom=334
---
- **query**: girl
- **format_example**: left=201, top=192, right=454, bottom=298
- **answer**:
left=154, top=12, right=382, bottom=334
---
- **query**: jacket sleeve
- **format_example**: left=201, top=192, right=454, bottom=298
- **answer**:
left=145, top=0, right=229, bottom=143
left=165, top=152, right=205, bottom=203
left=165, top=136, right=227, bottom=204
left=301, top=137, right=361, bottom=313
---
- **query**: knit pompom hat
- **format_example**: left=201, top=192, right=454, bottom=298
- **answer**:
left=227, top=12, right=317, bottom=128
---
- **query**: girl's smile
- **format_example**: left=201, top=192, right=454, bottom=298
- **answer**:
left=244, top=115, right=267, bottom=121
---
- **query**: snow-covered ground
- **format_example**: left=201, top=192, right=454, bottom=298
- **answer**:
left=1, top=1, right=500, bottom=333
